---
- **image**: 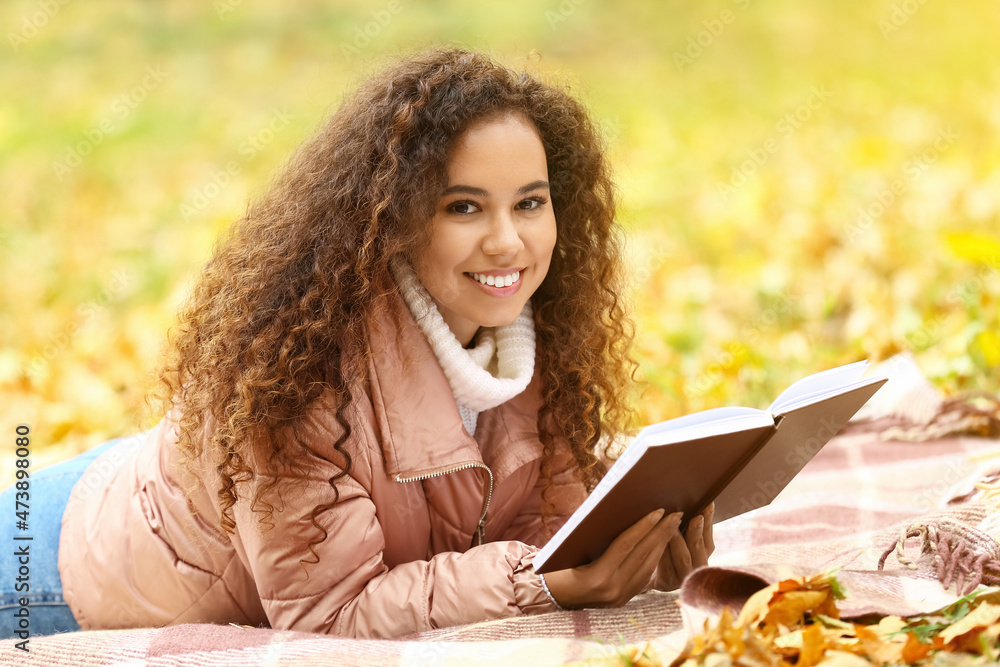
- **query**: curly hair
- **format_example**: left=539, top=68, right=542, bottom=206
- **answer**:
left=156, top=47, right=637, bottom=560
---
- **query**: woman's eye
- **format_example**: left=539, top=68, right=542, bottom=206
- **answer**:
left=517, top=197, right=547, bottom=211
left=448, top=201, right=480, bottom=215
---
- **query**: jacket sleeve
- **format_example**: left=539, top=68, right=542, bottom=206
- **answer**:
left=498, top=444, right=589, bottom=547
left=225, top=404, right=558, bottom=639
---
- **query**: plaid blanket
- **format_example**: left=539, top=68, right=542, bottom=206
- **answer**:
left=5, top=419, right=1000, bottom=666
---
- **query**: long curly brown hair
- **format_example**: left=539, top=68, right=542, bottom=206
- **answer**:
left=157, top=47, right=637, bottom=559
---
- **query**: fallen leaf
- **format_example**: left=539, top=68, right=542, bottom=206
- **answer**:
left=939, top=602, right=1000, bottom=644
left=814, top=649, right=876, bottom=666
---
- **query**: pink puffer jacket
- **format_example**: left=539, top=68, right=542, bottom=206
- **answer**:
left=58, top=294, right=588, bottom=638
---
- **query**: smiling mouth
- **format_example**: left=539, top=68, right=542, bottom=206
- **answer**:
left=466, top=270, right=522, bottom=287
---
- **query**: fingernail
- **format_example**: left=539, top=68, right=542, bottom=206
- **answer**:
left=707, top=502, right=716, bottom=515
left=692, top=516, right=705, bottom=529
left=668, top=512, right=683, bottom=523
left=649, top=509, right=666, bottom=523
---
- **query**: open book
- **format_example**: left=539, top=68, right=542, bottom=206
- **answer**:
left=533, top=360, right=887, bottom=574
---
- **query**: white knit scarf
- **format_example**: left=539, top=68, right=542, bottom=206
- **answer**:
left=390, top=260, right=536, bottom=436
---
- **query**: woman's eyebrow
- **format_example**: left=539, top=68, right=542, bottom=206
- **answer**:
left=441, top=180, right=550, bottom=197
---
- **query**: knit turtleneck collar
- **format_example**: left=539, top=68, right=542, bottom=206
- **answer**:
left=390, top=260, right=536, bottom=434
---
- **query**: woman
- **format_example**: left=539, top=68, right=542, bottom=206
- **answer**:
left=1, top=48, right=713, bottom=640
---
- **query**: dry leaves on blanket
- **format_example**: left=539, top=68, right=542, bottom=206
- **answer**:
left=669, top=574, right=1000, bottom=666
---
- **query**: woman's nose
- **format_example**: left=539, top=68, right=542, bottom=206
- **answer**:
left=482, top=213, right=524, bottom=257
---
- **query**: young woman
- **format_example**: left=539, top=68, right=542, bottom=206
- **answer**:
left=1, top=48, right=714, bottom=640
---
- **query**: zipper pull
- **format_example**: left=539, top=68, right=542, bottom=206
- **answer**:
left=474, top=518, right=486, bottom=546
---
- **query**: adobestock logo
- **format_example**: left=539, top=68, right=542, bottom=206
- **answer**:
left=180, top=108, right=294, bottom=222
left=716, top=85, right=832, bottom=202
left=26, top=267, right=136, bottom=379
left=214, top=0, right=243, bottom=19
left=545, top=0, right=588, bottom=29
left=841, top=127, right=958, bottom=245
left=878, top=0, right=930, bottom=39
left=672, top=0, right=752, bottom=73
left=688, top=293, right=800, bottom=399
left=51, top=65, right=169, bottom=181
left=7, top=0, right=71, bottom=52
left=339, top=0, right=406, bottom=61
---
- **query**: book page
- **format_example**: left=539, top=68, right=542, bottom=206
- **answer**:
left=768, top=360, right=870, bottom=415
left=638, top=405, right=767, bottom=435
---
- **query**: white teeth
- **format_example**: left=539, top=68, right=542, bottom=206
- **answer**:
left=470, top=271, right=521, bottom=287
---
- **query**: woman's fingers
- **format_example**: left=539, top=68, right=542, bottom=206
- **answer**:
left=657, top=534, right=681, bottom=589
left=607, top=508, right=667, bottom=560
left=670, top=523, right=695, bottom=572
left=685, top=514, right=707, bottom=566
left=597, top=508, right=681, bottom=573
left=545, top=506, right=711, bottom=608
left=600, top=510, right=681, bottom=605
left=656, top=504, right=716, bottom=591
left=701, top=503, right=716, bottom=560
left=545, top=508, right=683, bottom=609
left=656, top=532, right=691, bottom=591
left=684, top=504, right=715, bottom=569
left=621, top=511, right=682, bottom=580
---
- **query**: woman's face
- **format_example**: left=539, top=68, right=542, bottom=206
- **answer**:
left=415, top=113, right=557, bottom=346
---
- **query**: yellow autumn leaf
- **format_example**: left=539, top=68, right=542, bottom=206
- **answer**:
left=799, top=624, right=829, bottom=667
left=854, top=623, right=905, bottom=666
left=735, top=584, right=781, bottom=629
left=814, top=650, right=876, bottom=666
left=763, top=590, right=831, bottom=629
left=938, top=601, right=1000, bottom=644
left=945, top=231, right=1000, bottom=267
left=976, top=329, right=1000, bottom=368
left=872, top=615, right=908, bottom=640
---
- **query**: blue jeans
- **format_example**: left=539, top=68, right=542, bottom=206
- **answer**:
left=0, top=438, right=120, bottom=639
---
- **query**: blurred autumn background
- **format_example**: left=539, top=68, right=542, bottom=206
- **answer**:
left=2, top=0, right=999, bottom=484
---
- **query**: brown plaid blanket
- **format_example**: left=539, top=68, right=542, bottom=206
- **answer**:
left=5, top=419, right=1000, bottom=666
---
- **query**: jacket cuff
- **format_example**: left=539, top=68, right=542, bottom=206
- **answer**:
left=509, top=549, right=562, bottom=615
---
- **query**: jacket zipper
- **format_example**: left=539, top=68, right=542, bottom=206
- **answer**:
left=395, top=462, right=495, bottom=546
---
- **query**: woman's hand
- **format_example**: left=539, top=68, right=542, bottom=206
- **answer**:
left=655, top=502, right=715, bottom=592
left=541, top=508, right=683, bottom=609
